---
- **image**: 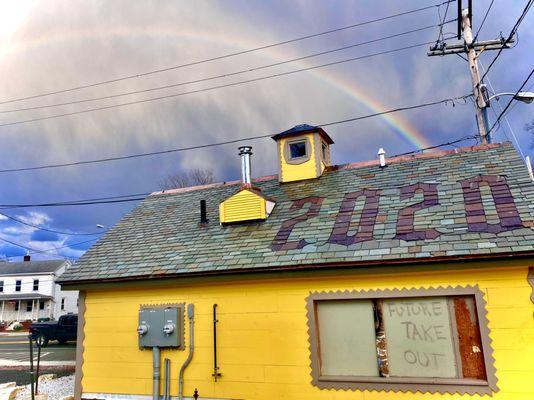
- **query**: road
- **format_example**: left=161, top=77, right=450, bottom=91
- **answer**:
left=0, top=334, right=76, bottom=364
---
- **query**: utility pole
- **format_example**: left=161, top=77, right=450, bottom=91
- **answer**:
left=428, top=2, right=514, bottom=144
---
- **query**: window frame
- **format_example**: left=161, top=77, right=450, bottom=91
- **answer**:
left=284, top=137, right=311, bottom=165
left=33, top=279, right=39, bottom=291
left=26, top=301, right=33, bottom=312
left=15, top=280, right=22, bottom=292
left=61, top=297, right=66, bottom=311
left=0, top=280, right=3, bottom=293
left=306, top=286, right=497, bottom=395
left=39, top=300, right=45, bottom=310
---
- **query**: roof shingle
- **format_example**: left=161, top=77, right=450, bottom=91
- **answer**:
left=59, top=142, right=534, bottom=284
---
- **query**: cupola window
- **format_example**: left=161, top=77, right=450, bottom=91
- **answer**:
left=285, top=138, right=311, bottom=165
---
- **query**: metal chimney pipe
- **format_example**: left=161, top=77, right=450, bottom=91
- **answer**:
left=238, top=146, right=253, bottom=185
left=377, top=148, right=386, bottom=168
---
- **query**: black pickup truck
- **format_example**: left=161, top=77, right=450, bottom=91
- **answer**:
left=29, top=314, right=78, bottom=347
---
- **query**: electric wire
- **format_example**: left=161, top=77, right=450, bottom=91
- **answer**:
left=0, top=22, right=455, bottom=115
left=0, top=39, right=455, bottom=129
left=436, top=0, right=453, bottom=43
left=391, top=134, right=479, bottom=157
left=486, top=67, right=534, bottom=137
left=0, top=211, right=104, bottom=236
left=473, top=0, right=495, bottom=42
left=0, top=1, right=455, bottom=106
left=0, top=92, right=470, bottom=176
left=0, top=236, right=97, bottom=259
left=480, top=0, right=533, bottom=83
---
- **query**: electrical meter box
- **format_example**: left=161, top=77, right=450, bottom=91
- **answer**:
left=138, top=304, right=184, bottom=349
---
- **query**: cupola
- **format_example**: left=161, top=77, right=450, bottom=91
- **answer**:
left=219, top=146, right=275, bottom=224
left=272, top=124, right=334, bottom=183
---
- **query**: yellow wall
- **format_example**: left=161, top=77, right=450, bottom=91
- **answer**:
left=81, top=264, right=534, bottom=399
left=219, top=189, right=266, bottom=224
left=278, top=133, right=318, bottom=182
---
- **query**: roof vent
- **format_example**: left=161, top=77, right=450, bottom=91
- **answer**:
left=238, top=146, right=252, bottom=185
left=377, top=148, right=386, bottom=168
left=23, top=254, right=31, bottom=262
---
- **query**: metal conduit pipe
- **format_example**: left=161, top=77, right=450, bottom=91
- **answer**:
left=178, top=304, right=195, bottom=400
left=164, top=358, right=171, bottom=400
left=153, top=347, right=161, bottom=400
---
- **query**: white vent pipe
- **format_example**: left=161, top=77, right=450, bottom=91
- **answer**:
left=377, top=148, right=386, bottom=168
left=238, top=146, right=253, bottom=185
left=526, top=156, right=534, bottom=182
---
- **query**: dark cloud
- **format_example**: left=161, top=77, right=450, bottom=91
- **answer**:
left=0, top=0, right=532, bottom=260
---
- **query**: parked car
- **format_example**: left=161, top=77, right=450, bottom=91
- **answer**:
left=29, top=314, right=78, bottom=346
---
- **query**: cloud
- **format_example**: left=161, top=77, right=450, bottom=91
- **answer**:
left=0, top=0, right=532, bottom=261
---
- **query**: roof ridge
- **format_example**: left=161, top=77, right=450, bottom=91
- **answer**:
left=150, top=142, right=510, bottom=197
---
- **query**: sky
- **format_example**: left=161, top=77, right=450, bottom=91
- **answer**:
left=0, top=0, right=532, bottom=261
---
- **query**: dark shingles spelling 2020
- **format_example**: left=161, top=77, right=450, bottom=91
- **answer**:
left=59, top=143, right=534, bottom=284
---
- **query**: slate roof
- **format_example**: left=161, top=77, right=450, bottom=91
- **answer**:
left=0, top=293, right=53, bottom=301
left=59, top=142, right=534, bottom=285
left=0, top=260, right=66, bottom=276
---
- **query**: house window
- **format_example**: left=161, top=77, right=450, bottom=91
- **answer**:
left=284, top=138, right=311, bottom=165
left=33, top=279, right=39, bottom=291
left=14, top=302, right=19, bottom=311
left=39, top=300, right=45, bottom=310
left=15, top=280, right=21, bottom=292
left=306, top=287, right=496, bottom=395
left=0, top=281, right=3, bottom=292
left=61, top=298, right=66, bottom=311
left=26, top=301, right=33, bottom=312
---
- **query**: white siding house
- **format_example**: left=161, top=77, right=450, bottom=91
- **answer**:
left=0, top=257, right=78, bottom=323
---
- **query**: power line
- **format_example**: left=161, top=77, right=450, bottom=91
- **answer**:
left=0, top=1, right=454, bottom=106
left=0, top=211, right=104, bottom=236
left=486, top=67, right=534, bottom=136
left=0, top=236, right=98, bottom=259
left=0, top=93, right=470, bottom=176
left=480, top=0, right=533, bottom=83
left=435, top=0, right=453, bottom=43
left=0, top=40, right=454, bottom=129
left=0, top=22, right=454, bottom=115
left=391, top=134, right=478, bottom=157
left=473, top=0, right=495, bottom=42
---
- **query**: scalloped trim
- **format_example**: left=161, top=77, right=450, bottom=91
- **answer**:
left=528, top=267, right=534, bottom=304
left=305, top=285, right=497, bottom=395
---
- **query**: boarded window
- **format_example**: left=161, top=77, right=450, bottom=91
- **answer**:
left=382, top=297, right=457, bottom=378
left=308, top=287, right=495, bottom=395
left=316, top=300, right=378, bottom=377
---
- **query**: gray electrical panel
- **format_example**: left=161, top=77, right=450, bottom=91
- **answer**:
left=138, top=305, right=183, bottom=348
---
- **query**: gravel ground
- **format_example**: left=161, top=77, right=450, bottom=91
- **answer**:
left=15, top=374, right=74, bottom=400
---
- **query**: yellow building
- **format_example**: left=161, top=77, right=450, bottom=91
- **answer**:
left=60, top=125, right=534, bottom=400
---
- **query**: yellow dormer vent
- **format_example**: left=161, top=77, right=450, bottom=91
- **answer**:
left=219, top=186, right=275, bottom=224
left=272, top=124, right=334, bottom=183
left=219, top=146, right=276, bottom=224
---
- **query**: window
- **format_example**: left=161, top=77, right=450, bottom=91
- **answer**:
left=284, top=138, right=311, bottom=165
left=289, top=141, right=307, bottom=159
left=15, top=280, right=21, bottom=292
left=0, top=281, right=3, bottom=293
left=61, top=298, right=66, bottom=311
left=39, top=300, right=45, bottom=310
left=306, top=287, right=496, bottom=395
left=321, top=141, right=328, bottom=161
left=33, top=279, right=39, bottom=291
left=26, top=301, right=33, bottom=312
left=14, top=302, right=19, bottom=311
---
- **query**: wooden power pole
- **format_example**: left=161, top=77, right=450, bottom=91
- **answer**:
left=428, top=5, right=514, bottom=144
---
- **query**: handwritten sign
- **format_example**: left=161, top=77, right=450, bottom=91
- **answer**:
left=382, top=297, right=458, bottom=378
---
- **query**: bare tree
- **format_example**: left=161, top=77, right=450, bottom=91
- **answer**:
left=158, top=168, right=214, bottom=190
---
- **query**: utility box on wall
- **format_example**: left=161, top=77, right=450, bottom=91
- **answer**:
left=138, top=304, right=184, bottom=349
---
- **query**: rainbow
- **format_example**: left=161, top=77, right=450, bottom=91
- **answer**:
left=1, top=22, right=432, bottom=149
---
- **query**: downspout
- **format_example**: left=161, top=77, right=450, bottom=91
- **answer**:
left=178, top=304, right=194, bottom=400
left=153, top=347, right=161, bottom=400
